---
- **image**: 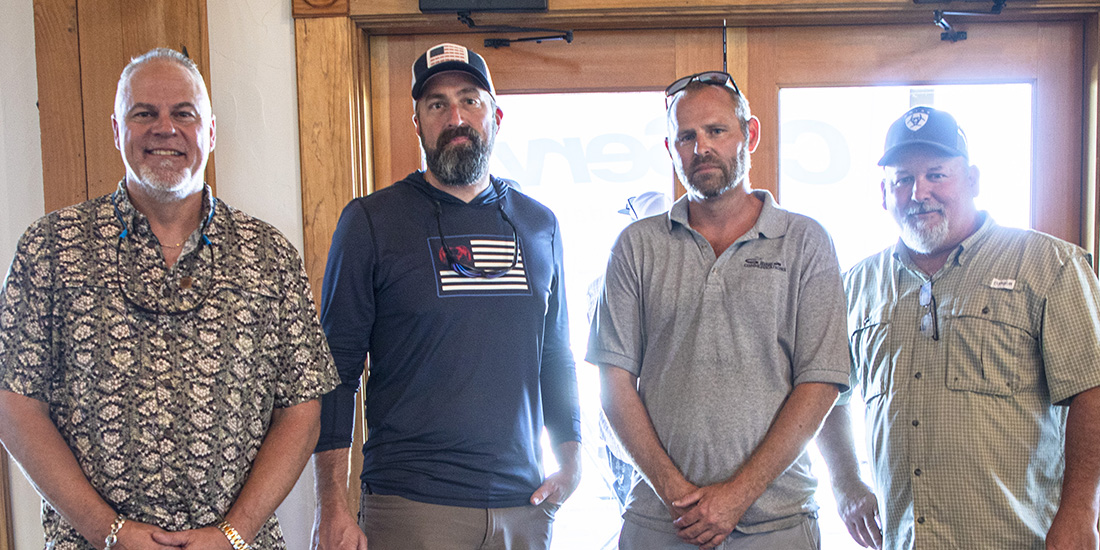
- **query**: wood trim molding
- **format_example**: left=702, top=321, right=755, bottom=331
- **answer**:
left=341, top=0, right=1100, bottom=34
left=293, top=15, right=367, bottom=512
left=294, top=15, right=364, bottom=307
left=1085, top=13, right=1100, bottom=270
left=0, top=451, right=13, bottom=550
left=293, top=0, right=349, bottom=18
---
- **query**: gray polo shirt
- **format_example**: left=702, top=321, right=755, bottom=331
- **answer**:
left=587, top=190, right=850, bottom=534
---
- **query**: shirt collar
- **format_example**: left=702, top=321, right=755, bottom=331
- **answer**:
left=891, top=211, right=995, bottom=269
left=111, top=180, right=218, bottom=246
left=667, top=188, right=786, bottom=241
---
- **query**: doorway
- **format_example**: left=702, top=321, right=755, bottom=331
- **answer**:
left=364, top=19, right=1086, bottom=549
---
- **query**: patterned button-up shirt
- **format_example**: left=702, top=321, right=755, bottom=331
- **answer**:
left=844, top=214, right=1100, bottom=550
left=0, top=183, right=338, bottom=549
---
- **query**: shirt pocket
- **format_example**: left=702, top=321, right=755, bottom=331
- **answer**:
left=944, top=290, right=1037, bottom=396
left=849, top=308, right=891, bottom=403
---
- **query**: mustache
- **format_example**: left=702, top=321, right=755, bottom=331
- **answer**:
left=905, top=201, right=944, bottom=216
left=435, top=126, right=482, bottom=150
left=689, top=157, right=724, bottom=174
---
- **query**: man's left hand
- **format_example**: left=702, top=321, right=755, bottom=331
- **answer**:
left=529, top=464, right=581, bottom=506
left=150, top=526, right=234, bottom=549
left=530, top=440, right=582, bottom=506
left=671, top=481, right=754, bottom=549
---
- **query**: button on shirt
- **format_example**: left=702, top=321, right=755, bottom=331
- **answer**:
left=844, top=214, right=1100, bottom=550
left=588, top=190, right=850, bottom=534
left=0, top=184, right=338, bottom=549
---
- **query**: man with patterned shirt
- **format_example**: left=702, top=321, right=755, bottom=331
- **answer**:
left=820, top=106, right=1100, bottom=549
left=0, top=48, right=337, bottom=550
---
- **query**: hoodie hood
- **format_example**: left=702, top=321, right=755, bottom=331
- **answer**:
left=398, top=170, right=516, bottom=207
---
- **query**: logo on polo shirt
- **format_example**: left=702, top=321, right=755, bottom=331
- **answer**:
left=743, top=258, right=787, bottom=272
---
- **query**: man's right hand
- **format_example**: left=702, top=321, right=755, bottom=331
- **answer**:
left=659, top=478, right=700, bottom=522
left=111, top=520, right=177, bottom=550
left=310, top=507, right=368, bottom=550
left=833, top=480, right=882, bottom=549
left=311, top=448, right=368, bottom=550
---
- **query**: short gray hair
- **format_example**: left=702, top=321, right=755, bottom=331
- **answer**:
left=115, top=48, right=209, bottom=115
left=666, top=81, right=753, bottom=137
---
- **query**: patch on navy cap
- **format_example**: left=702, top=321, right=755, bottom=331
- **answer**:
left=905, top=109, right=930, bottom=132
left=427, top=44, right=470, bottom=68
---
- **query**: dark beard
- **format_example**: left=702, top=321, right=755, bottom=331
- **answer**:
left=423, top=126, right=494, bottom=187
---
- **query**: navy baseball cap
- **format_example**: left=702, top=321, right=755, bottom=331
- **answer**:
left=411, top=43, right=495, bottom=100
left=879, top=106, right=969, bottom=166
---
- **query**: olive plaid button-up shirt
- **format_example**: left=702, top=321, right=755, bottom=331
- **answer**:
left=845, top=215, right=1100, bottom=550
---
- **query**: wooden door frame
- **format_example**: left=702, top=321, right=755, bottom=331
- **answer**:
left=293, top=3, right=1100, bottom=298
left=0, top=456, right=13, bottom=550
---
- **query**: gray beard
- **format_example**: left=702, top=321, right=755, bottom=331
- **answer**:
left=899, top=213, right=950, bottom=254
left=131, top=165, right=203, bottom=202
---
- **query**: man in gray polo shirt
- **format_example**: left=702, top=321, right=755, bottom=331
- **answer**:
left=586, top=71, right=850, bottom=550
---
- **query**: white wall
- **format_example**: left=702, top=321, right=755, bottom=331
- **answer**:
left=2, top=0, right=318, bottom=547
left=208, top=0, right=306, bottom=253
left=1, top=0, right=48, bottom=546
left=206, top=1, right=318, bottom=548
left=206, top=1, right=316, bottom=548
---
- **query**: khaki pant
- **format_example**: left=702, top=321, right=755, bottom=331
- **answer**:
left=618, top=514, right=821, bottom=550
left=359, top=490, right=560, bottom=550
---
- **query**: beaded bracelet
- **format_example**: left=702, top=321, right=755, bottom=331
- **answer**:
left=218, top=520, right=253, bottom=550
left=104, top=514, right=126, bottom=550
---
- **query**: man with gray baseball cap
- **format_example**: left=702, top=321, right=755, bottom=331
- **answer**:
left=819, top=105, right=1100, bottom=549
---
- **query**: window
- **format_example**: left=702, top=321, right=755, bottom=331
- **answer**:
left=492, top=91, right=671, bottom=548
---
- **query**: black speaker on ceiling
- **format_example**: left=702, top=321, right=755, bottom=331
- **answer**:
left=419, top=0, right=548, bottom=13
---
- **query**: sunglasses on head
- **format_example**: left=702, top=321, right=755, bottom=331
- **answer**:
left=664, top=71, right=742, bottom=108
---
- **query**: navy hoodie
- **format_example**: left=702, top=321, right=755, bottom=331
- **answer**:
left=316, top=171, right=581, bottom=508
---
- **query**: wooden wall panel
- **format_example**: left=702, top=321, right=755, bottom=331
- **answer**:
left=35, top=0, right=213, bottom=213
left=33, top=0, right=87, bottom=214
left=76, top=0, right=212, bottom=200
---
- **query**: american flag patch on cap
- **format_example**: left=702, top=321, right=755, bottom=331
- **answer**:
left=427, top=44, right=469, bottom=68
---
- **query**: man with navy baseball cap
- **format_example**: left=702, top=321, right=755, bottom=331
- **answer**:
left=311, top=42, right=581, bottom=550
left=820, top=106, right=1100, bottom=549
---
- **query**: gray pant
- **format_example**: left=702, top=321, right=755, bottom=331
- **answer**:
left=359, top=490, right=560, bottom=550
left=619, top=514, right=821, bottom=550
